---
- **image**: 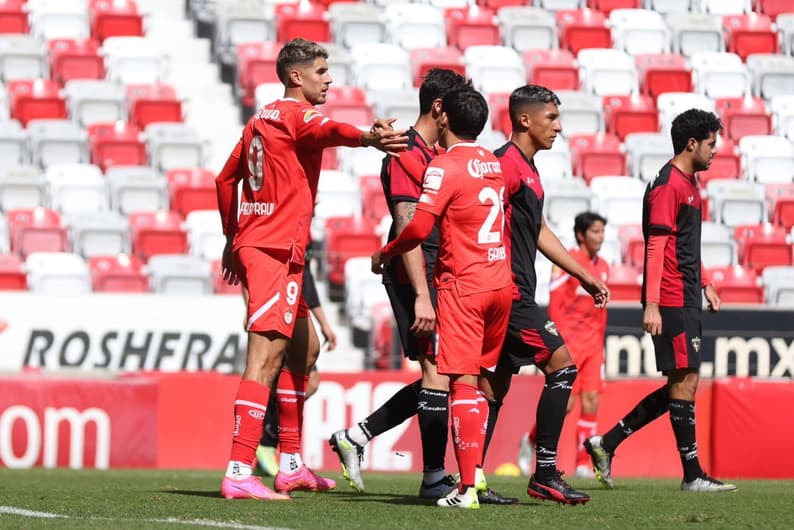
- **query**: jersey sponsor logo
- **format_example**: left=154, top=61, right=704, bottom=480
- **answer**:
left=240, top=201, right=275, bottom=216
left=687, top=195, right=695, bottom=204
left=544, top=320, right=559, bottom=336
left=467, top=158, right=502, bottom=179
left=258, top=108, right=281, bottom=121
left=423, top=167, right=444, bottom=190
left=303, top=109, right=323, bottom=123
left=248, top=409, right=265, bottom=420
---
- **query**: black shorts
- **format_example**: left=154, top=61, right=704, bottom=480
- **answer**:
left=384, top=280, right=438, bottom=360
left=498, top=300, right=566, bottom=374
left=652, top=306, right=702, bottom=374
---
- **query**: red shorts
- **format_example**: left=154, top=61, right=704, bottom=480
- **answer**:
left=436, top=285, right=512, bottom=376
left=237, top=247, right=309, bottom=337
left=568, top=340, right=605, bottom=394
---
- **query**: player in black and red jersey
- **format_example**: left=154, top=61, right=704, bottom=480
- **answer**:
left=585, top=108, right=737, bottom=493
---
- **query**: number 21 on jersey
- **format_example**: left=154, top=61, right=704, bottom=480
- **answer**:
left=478, top=186, right=505, bottom=245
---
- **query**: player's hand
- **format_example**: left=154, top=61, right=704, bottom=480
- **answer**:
left=371, top=249, right=390, bottom=274
left=643, top=302, right=662, bottom=336
left=704, top=284, right=721, bottom=313
left=581, top=274, right=610, bottom=309
left=220, top=238, right=240, bottom=285
left=371, top=117, right=396, bottom=133
left=321, top=324, right=338, bottom=351
left=410, top=292, right=436, bottom=337
left=363, top=120, right=408, bottom=154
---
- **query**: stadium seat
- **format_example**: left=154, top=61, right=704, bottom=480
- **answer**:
left=543, top=178, right=593, bottom=227
left=370, top=87, right=419, bottom=131
left=698, top=0, right=752, bottom=15
left=88, top=254, right=149, bottom=292
left=320, top=86, right=374, bottom=128
left=25, top=251, right=91, bottom=295
left=6, top=207, right=68, bottom=257
left=656, top=92, right=716, bottom=133
left=590, top=175, right=645, bottom=225
left=324, top=42, right=354, bottom=87
left=46, top=162, right=109, bottom=215
left=343, top=255, right=380, bottom=319
left=106, top=165, right=167, bottom=214
left=311, top=169, right=359, bottom=242
left=66, top=210, right=130, bottom=257
left=498, top=7, right=557, bottom=52
left=367, top=300, right=397, bottom=370
left=715, top=96, right=772, bottom=142
left=129, top=211, right=189, bottom=261
left=778, top=13, right=794, bottom=56
left=167, top=168, right=217, bottom=218
left=761, top=265, right=794, bottom=306
left=666, top=12, right=724, bottom=58
left=603, top=94, right=659, bottom=141
left=323, top=216, right=381, bottom=301
left=722, top=13, right=778, bottom=61
left=556, top=90, right=603, bottom=135
left=102, top=36, right=167, bottom=84
left=184, top=209, right=224, bottom=261
left=745, top=54, right=794, bottom=101
left=523, top=49, right=580, bottom=90
left=769, top=95, right=794, bottom=141
left=701, top=221, right=738, bottom=268
left=690, top=51, right=750, bottom=99
left=409, top=47, right=465, bottom=87
left=276, top=2, right=331, bottom=43
left=606, top=263, right=642, bottom=302
left=568, top=133, right=627, bottom=183
left=0, top=214, right=8, bottom=254
left=337, top=146, right=385, bottom=178
left=577, top=48, right=637, bottom=96
left=754, top=0, right=793, bottom=20
left=358, top=174, right=390, bottom=225
left=0, top=0, right=28, bottom=34
left=734, top=222, right=793, bottom=272
left=385, top=3, right=446, bottom=50
left=624, top=131, right=673, bottom=181
left=706, top=179, right=766, bottom=226
left=28, top=119, right=89, bottom=169
left=0, top=165, right=46, bottom=211
left=0, top=253, right=27, bottom=290
left=329, top=3, right=386, bottom=49
left=707, top=265, right=764, bottom=305
left=145, top=122, right=206, bottom=172
left=350, top=43, right=412, bottom=91
left=617, top=223, right=644, bottom=268
left=48, top=38, right=105, bottom=85
left=738, top=135, right=794, bottom=184
left=7, top=79, right=68, bottom=127
left=696, top=136, right=741, bottom=184
left=0, top=35, right=47, bottom=81
left=90, top=0, right=145, bottom=42
left=644, top=0, right=690, bottom=15
left=213, top=0, right=274, bottom=85
left=464, top=45, right=525, bottom=96
left=445, top=5, right=500, bottom=50
left=126, top=83, right=184, bottom=129
left=88, top=121, right=147, bottom=171
left=28, top=0, right=89, bottom=41
left=487, top=92, right=511, bottom=138
left=146, top=253, right=212, bottom=295
left=555, top=9, right=612, bottom=56
left=635, top=53, right=693, bottom=102
left=537, top=0, right=586, bottom=10
left=236, top=42, right=281, bottom=112
left=588, top=0, right=642, bottom=14
left=534, top=136, right=574, bottom=179
left=63, top=80, right=125, bottom=127
left=0, top=119, right=27, bottom=165
left=766, top=182, right=794, bottom=230
left=608, top=8, right=670, bottom=55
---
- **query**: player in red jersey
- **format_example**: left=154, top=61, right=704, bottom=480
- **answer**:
left=372, top=87, right=513, bottom=509
left=215, top=38, right=406, bottom=500
left=548, top=212, right=609, bottom=478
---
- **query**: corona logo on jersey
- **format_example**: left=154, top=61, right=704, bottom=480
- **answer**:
left=466, top=157, right=502, bottom=179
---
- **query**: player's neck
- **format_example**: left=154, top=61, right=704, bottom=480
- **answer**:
left=510, top=134, right=538, bottom=160
left=413, top=114, right=438, bottom=146
left=670, top=155, right=695, bottom=178
left=283, top=87, right=309, bottom=103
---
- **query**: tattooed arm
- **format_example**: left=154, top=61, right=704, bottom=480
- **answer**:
left=394, top=201, right=435, bottom=337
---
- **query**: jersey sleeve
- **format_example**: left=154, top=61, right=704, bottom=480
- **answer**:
left=646, top=183, right=679, bottom=234
left=215, top=136, right=244, bottom=236
left=388, top=150, right=427, bottom=204
left=294, top=107, right=362, bottom=149
left=416, top=160, right=457, bottom=218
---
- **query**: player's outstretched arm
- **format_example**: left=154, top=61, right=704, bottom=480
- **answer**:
left=372, top=209, right=436, bottom=274
left=361, top=124, right=409, bottom=154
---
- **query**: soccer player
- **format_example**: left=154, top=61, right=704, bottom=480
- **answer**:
left=215, top=38, right=407, bottom=500
left=371, top=86, right=513, bottom=510
left=478, top=85, right=610, bottom=506
left=585, top=109, right=737, bottom=493
left=548, top=211, right=610, bottom=478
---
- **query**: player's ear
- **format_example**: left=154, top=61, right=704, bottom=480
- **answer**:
left=287, top=67, right=302, bottom=87
left=687, top=138, right=696, bottom=152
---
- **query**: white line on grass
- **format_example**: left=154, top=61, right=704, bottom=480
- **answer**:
left=0, top=506, right=292, bottom=530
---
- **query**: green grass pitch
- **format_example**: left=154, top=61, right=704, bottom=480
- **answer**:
left=1, top=469, right=793, bottom=529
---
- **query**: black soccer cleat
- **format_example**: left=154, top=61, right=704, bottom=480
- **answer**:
left=478, top=487, right=520, bottom=505
left=527, top=471, right=590, bottom=505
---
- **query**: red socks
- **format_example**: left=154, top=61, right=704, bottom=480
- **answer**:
left=229, top=379, right=270, bottom=464
left=450, top=381, right=484, bottom=490
left=276, top=368, right=308, bottom=454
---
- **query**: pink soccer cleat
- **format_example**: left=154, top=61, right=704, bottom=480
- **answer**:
left=221, top=475, right=291, bottom=500
left=274, top=465, right=337, bottom=494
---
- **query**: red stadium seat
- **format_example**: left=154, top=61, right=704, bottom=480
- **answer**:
left=753, top=0, right=791, bottom=20
left=236, top=42, right=281, bottom=112
left=734, top=223, right=793, bottom=272
left=603, top=94, right=659, bottom=141
left=606, top=263, right=642, bottom=302
left=409, top=47, right=465, bottom=87
left=359, top=174, right=389, bottom=225
left=0, top=0, right=27, bottom=34
left=722, top=14, right=779, bottom=62
left=320, top=86, right=373, bottom=128
left=568, top=133, right=627, bottom=183
left=523, top=49, right=580, bottom=90
left=370, top=300, right=397, bottom=370
left=126, top=83, right=183, bottom=129
left=635, top=53, right=692, bottom=102
left=88, top=254, right=149, bottom=292
left=618, top=223, right=644, bottom=268
left=488, top=92, right=511, bottom=138
left=275, top=2, right=331, bottom=43
left=167, top=168, right=217, bottom=217
left=324, top=216, right=381, bottom=300
left=697, top=138, right=741, bottom=185
left=707, top=265, right=764, bottom=304
left=88, top=122, right=147, bottom=171
left=7, top=80, right=67, bottom=127
left=587, top=0, right=642, bottom=15
left=210, top=258, right=242, bottom=294
left=482, top=0, right=523, bottom=8
left=555, top=9, right=612, bottom=56
left=48, top=38, right=105, bottom=85
left=129, top=211, right=189, bottom=261
left=445, top=6, right=500, bottom=50
left=766, top=183, right=794, bottom=230
left=6, top=208, right=68, bottom=258
left=0, top=253, right=27, bottom=290
left=715, top=96, right=772, bottom=141
left=89, top=0, right=144, bottom=42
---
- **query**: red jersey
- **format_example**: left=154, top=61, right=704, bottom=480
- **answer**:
left=416, top=143, right=512, bottom=296
left=548, top=247, right=609, bottom=358
left=215, top=97, right=362, bottom=265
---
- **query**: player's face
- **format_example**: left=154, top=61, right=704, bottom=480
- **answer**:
left=527, top=103, right=562, bottom=151
left=691, top=131, right=718, bottom=172
left=298, top=57, right=332, bottom=105
left=579, top=220, right=605, bottom=257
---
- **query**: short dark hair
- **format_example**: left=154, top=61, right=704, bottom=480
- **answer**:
left=509, top=85, right=561, bottom=129
left=573, top=211, right=607, bottom=240
left=441, top=87, right=488, bottom=140
left=670, top=108, right=723, bottom=155
left=418, top=68, right=469, bottom=114
left=276, top=38, right=328, bottom=84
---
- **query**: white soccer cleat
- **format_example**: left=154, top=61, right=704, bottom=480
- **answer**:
left=681, top=475, right=737, bottom=492
left=328, top=430, right=365, bottom=492
left=436, top=486, right=480, bottom=509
